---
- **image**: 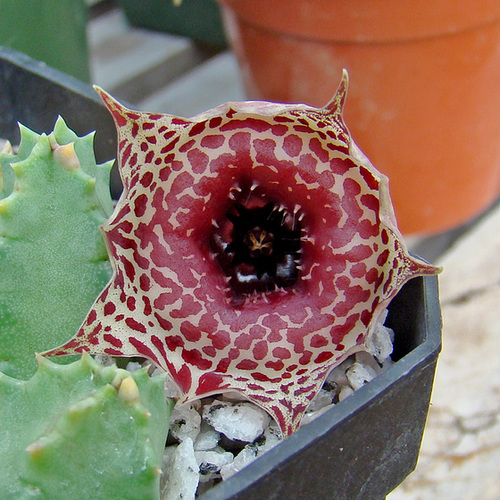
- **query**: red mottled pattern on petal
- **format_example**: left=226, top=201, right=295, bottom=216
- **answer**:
left=45, top=76, right=441, bottom=437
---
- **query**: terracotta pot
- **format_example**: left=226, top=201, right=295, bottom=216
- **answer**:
left=218, top=0, right=500, bottom=235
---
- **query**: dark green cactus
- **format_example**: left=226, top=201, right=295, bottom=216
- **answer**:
left=0, top=353, right=173, bottom=500
left=0, top=118, right=113, bottom=379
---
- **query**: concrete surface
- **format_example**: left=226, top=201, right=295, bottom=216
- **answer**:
left=390, top=206, right=500, bottom=500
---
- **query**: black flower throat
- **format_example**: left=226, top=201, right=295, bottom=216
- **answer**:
left=211, top=197, right=303, bottom=298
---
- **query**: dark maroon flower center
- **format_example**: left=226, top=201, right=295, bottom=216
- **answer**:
left=211, top=188, right=303, bottom=298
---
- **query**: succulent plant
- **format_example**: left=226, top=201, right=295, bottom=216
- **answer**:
left=0, top=118, right=113, bottom=379
left=0, top=353, right=173, bottom=499
left=46, top=73, right=440, bottom=436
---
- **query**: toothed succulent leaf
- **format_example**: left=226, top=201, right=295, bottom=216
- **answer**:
left=0, top=354, right=173, bottom=500
left=0, top=118, right=113, bottom=379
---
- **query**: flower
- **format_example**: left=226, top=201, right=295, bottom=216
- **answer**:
left=45, top=72, right=440, bottom=436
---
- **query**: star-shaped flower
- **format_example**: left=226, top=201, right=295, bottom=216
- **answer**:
left=45, top=72, right=440, bottom=436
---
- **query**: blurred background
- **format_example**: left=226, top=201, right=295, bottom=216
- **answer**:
left=3, top=0, right=500, bottom=239
left=4, top=0, right=500, bottom=239
left=1, top=1, right=499, bottom=498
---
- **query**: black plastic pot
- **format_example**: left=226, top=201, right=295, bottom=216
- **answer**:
left=0, top=47, right=442, bottom=500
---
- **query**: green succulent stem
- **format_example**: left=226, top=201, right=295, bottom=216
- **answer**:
left=0, top=118, right=113, bottom=379
left=0, top=353, right=173, bottom=500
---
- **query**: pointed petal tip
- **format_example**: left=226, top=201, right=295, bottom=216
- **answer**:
left=40, top=340, right=81, bottom=359
left=93, top=85, right=108, bottom=104
left=93, top=85, right=111, bottom=102
left=324, top=69, right=349, bottom=115
left=93, top=86, right=132, bottom=127
left=423, top=262, right=443, bottom=275
left=409, top=253, right=443, bottom=277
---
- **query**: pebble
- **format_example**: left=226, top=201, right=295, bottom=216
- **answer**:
left=160, top=438, right=199, bottom=500
left=326, top=357, right=353, bottom=388
left=124, top=361, right=143, bottom=371
left=338, top=385, right=355, bottom=402
left=202, top=400, right=271, bottom=442
left=220, top=422, right=282, bottom=480
left=366, top=322, right=395, bottom=364
left=93, top=354, right=116, bottom=367
left=169, top=403, right=202, bottom=442
left=195, top=447, right=234, bottom=482
left=345, top=361, right=378, bottom=390
left=194, top=422, right=221, bottom=451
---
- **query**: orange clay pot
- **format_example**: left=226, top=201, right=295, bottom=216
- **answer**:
left=218, top=0, right=500, bottom=235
